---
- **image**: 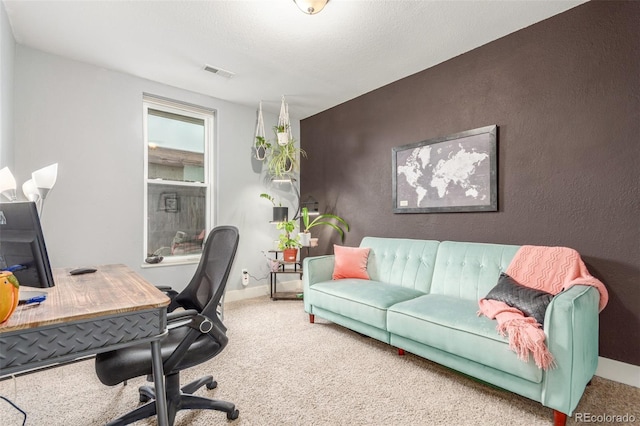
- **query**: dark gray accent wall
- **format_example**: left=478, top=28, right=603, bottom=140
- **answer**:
left=300, top=1, right=640, bottom=365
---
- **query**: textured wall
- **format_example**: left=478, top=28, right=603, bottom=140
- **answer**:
left=300, top=1, right=640, bottom=365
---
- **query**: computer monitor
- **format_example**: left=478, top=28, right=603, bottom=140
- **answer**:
left=0, top=201, right=55, bottom=288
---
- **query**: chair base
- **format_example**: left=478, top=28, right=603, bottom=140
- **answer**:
left=107, top=373, right=238, bottom=426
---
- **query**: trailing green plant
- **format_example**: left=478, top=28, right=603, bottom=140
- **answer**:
left=301, top=207, right=350, bottom=241
left=268, top=141, right=307, bottom=178
left=260, top=193, right=281, bottom=206
left=276, top=219, right=301, bottom=250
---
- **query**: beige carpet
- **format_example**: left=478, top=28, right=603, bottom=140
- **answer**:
left=1, top=296, right=638, bottom=425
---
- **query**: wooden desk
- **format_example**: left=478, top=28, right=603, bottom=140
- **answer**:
left=0, top=264, right=171, bottom=426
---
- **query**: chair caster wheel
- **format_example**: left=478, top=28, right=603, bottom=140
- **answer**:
left=206, top=380, right=218, bottom=390
left=227, top=409, right=239, bottom=420
left=139, top=394, right=150, bottom=403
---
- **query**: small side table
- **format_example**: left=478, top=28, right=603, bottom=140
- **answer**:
left=270, top=260, right=303, bottom=300
left=268, top=251, right=304, bottom=300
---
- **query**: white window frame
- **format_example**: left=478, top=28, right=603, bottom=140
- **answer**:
left=142, top=95, right=215, bottom=266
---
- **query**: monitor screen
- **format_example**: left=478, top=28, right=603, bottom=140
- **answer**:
left=0, top=201, right=55, bottom=288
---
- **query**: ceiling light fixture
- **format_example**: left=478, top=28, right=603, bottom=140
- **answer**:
left=294, top=0, right=329, bottom=15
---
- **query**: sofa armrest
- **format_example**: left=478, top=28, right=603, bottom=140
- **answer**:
left=542, top=285, right=600, bottom=416
left=302, top=255, right=335, bottom=313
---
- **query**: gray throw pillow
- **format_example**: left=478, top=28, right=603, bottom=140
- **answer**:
left=484, top=273, right=554, bottom=325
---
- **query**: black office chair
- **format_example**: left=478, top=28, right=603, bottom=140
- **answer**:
left=95, top=226, right=240, bottom=425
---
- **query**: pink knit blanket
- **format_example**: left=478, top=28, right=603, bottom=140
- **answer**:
left=478, top=245, right=608, bottom=370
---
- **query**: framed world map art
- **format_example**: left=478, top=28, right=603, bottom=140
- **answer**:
left=392, top=125, right=497, bottom=213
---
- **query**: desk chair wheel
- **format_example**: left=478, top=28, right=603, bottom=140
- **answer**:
left=138, top=374, right=217, bottom=404
left=139, top=386, right=154, bottom=403
left=227, top=409, right=239, bottom=420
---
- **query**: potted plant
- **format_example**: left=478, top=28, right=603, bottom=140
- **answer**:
left=260, top=193, right=288, bottom=222
left=268, top=141, right=307, bottom=178
left=276, top=219, right=301, bottom=261
left=300, top=207, right=349, bottom=246
left=274, top=124, right=289, bottom=146
left=255, top=135, right=271, bottom=161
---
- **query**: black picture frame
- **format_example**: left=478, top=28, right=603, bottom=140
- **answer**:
left=392, top=125, right=498, bottom=213
left=160, top=192, right=179, bottom=213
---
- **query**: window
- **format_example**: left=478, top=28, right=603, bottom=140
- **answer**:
left=143, top=96, right=214, bottom=264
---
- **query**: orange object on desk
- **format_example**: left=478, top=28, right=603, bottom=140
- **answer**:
left=0, top=271, right=19, bottom=323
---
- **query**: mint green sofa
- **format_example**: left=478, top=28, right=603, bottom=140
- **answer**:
left=303, top=237, right=601, bottom=426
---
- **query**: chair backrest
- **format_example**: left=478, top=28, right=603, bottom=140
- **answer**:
left=172, top=226, right=239, bottom=319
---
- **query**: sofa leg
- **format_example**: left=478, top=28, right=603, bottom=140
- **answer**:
left=309, top=314, right=315, bottom=324
left=398, top=349, right=405, bottom=356
left=553, top=410, right=567, bottom=426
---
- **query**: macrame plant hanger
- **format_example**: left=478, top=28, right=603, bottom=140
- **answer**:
left=276, top=95, right=292, bottom=146
left=255, top=101, right=267, bottom=160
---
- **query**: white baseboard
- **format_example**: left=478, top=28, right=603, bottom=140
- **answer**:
left=596, top=357, right=640, bottom=388
left=223, top=290, right=639, bottom=389
left=224, top=279, right=302, bottom=303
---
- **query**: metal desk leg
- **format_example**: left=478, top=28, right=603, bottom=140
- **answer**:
left=151, top=340, right=169, bottom=426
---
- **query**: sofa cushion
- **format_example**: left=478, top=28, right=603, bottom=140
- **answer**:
left=387, top=294, right=543, bottom=383
left=484, top=273, right=554, bottom=325
left=332, top=245, right=371, bottom=280
left=308, top=280, right=424, bottom=330
left=360, top=237, right=440, bottom=293
left=430, top=241, right=520, bottom=301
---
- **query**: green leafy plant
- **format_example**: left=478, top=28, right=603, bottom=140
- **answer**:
left=276, top=219, right=301, bottom=250
left=260, top=193, right=281, bottom=206
left=255, top=135, right=271, bottom=149
left=273, top=124, right=288, bottom=133
left=268, top=141, right=307, bottom=178
left=301, top=207, right=350, bottom=241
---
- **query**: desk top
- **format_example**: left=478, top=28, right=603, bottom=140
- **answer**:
left=0, top=264, right=170, bottom=333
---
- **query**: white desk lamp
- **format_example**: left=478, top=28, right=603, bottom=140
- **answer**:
left=31, top=163, right=58, bottom=203
left=0, top=163, right=58, bottom=214
left=0, top=167, right=17, bottom=201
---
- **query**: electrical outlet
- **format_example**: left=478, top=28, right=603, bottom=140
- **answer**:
left=241, top=268, right=249, bottom=286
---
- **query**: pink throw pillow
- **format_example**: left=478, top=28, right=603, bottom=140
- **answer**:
left=332, top=245, right=371, bottom=280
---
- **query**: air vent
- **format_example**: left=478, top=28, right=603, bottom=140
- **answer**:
left=204, top=65, right=235, bottom=79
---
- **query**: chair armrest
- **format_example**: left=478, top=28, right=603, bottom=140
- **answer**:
left=302, top=255, right=335, bottom=312
left=542, top=285, right=600, bottom=416
left=155, top=285, right=179, bottom=302
left=162, top=310, right=228, bottom=373
left=166, top=309, right=199, bottom=329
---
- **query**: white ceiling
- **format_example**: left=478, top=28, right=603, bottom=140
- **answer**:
left=3, top=0, right=586, bottom=120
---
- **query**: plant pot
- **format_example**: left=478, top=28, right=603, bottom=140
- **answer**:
left=255, top=144, right=267, bottom=160
left=272, top=207, right=288, bottom=222
left=283, top=248, right=298, bottom=262
left=299, top=232, right=311, bottom=247
left=277, top=132, right=289, bottom=146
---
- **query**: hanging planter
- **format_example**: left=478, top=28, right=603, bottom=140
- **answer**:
left=276, top=95, right=292, bottom=146
left=255, top=102, right=270, bottom=160
left=268, top=141, right=306, bottom=178
left=276, top=128, right=289, bottom=146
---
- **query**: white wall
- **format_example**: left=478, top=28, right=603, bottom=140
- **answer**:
left=0, top=1, right=14, bottom=169
left=13, top=45, right=298, bottom=294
